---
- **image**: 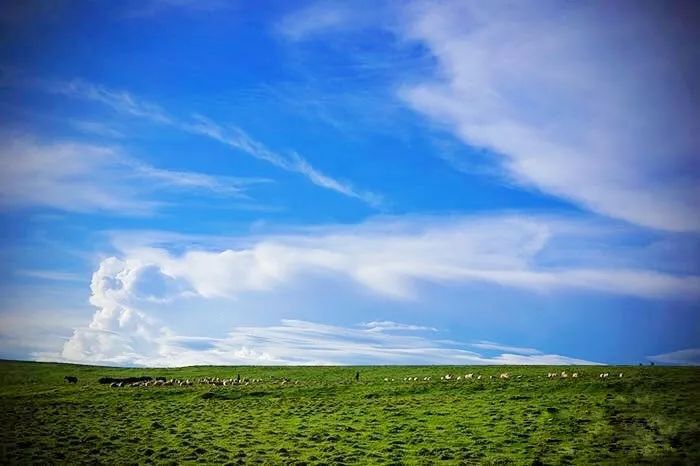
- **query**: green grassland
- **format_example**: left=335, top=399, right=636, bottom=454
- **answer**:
left=1, top=361, right=699, bottom=465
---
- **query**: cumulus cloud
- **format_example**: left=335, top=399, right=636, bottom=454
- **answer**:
left=398, top=0, right=700, bottom=232
left=57, top=257, right=184, bottom=365
left=0, top=134, right=265, bottom=214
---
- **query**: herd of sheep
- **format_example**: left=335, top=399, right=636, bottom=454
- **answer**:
left=99, top=376, right=284, bottom=388
left=382, top=370, right=623, bottom=382
left=63, top=370, right=625, bottom=388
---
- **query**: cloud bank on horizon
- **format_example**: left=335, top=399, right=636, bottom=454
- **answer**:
left=0, top=0, right=698, bottom=366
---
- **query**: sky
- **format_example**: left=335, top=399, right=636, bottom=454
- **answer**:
left=0, top=0, right=698, bottom=366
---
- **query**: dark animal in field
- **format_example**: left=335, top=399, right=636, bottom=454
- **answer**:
left=64, top=376, right=78, bottom=384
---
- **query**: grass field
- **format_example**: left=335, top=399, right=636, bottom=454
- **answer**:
left=1, top=361, right=699, bottom=465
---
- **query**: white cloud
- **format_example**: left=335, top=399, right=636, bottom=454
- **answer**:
left=37, top=212, right=698, bottom=366
left=49, top=313, right=598, bottom=366
left=470, top=340, right=541, bottom=356
left=28, top=251, right=604, bottom=366
left=69, top=120, right=125, bottom=138
left=276, top=2, right=375, bottom=41
left=44, top=79, right=382, bottom=207
left=104, top=215, right=700, bottom=301
left=398, top=0, right=700, bottom=232
left=14, top=269, right=83, bottom=282
left=0, top=134, right=264, bottom=214
left=0, top=308, right=88, bottom=355
left=361, top=321, right=438, bottom=332
left=186, top=117, right=383, bottom=207
left=648, top=348, right=700, bottom=366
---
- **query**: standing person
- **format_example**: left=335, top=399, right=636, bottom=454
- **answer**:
left=355, top=371, right=360, bottom=382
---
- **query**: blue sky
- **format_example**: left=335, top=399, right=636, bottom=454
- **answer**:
left=0, top=0, right=698, bottom=366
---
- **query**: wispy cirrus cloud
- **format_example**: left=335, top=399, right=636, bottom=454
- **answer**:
left=275, top=2, right=378, bottom=41
left=0, top=134, right=267, bottom=214
left=25, top=77, right=381, bottom=208
left=361, top=321, right=438, bottom=333
left=470, top=340, right=541, bottom=356
left=14, top=269, right=83, bottom=282
left=69, top=119, right=125, bottom=139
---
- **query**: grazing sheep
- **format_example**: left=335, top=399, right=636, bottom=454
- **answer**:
left=572, top=373, right=578, bottom=378
left=619, top=373, right=623, bottom=378
left=457, top=376, right=462, bottom=381
left=477, top=375, right=482, bottom=380
left=499, top=373, right=509, bottom=379
left=465, top=373, right=473, bottom=379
